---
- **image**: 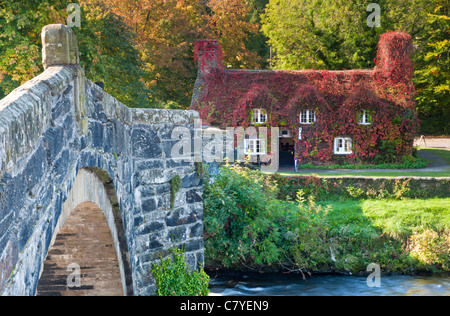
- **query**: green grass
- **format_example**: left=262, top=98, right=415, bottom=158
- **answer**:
left=319, top=197, right=450, bottom=238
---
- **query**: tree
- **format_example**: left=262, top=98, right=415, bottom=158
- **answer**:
left=0, top=0, right=68, bottom=98
left=245, top=0, right=271, bottom=69
left=100, top=0, right=263, bottom=108
left=75, top=0, right=151, bottom=108
left=99, top=0, right=210, bottom=108
left=260, top=0, right=435, bottom=70
left=0, top=0, right=150, bottom=107
left=207, top=0, right=261, bottom=69
left=413, top=2, right=450, bottom=134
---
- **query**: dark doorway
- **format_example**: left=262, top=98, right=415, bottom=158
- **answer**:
left=279, top=137, right=295, bottom=167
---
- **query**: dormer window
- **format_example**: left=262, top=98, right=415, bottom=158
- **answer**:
left=299, top=110, right=316, bottom=124
left=251, top=108, right=268, bottom=124
left=358, top=110, right=372, bottom=125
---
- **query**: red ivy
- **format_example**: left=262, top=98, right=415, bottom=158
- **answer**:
left=192, top=32, right=418, bottom=165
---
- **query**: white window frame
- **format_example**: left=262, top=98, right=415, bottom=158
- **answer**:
left=251, top=108, right=268, bottom=124
left=299, top=110, right=316, bottom=124
left=334, top=137, right=352, bottom=155
left=358, top=110, right=372, bottom=125
left=244, top=138, right=266, bottom=155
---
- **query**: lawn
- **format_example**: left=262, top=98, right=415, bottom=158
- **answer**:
left=319, top=197, right=450, bottom=238
left=205, top=164, right=450, bottom=274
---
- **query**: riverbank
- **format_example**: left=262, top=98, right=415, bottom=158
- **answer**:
left=202, top=164, right=450, bottom=278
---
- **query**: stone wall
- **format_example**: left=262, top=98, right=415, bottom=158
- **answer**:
left=274, top=175, right=450, bottom=200
left=0, top=24, right=204, bottom=296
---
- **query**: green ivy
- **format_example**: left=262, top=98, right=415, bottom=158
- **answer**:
left=170, top=175, right=182, bottom=209
left=152, top=248, right=210, bottom=296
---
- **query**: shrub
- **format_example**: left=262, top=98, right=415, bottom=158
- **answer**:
left=204, top=165, right=450, bottom=274
left=408, top=229, right=450, bottom=270
left=203, top=164, right=332, bottom=272
left=152, top=248, right=210, bottom=296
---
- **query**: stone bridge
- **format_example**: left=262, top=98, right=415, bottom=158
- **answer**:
left=0, top=24, right=204, bottom=296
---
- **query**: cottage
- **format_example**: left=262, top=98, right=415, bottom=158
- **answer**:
left=190, top=32, right=418, bottom=167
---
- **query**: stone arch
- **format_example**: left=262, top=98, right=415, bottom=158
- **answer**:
left=37, top=168, right=133, bottom=296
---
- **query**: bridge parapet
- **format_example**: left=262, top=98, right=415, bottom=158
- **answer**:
left=0, top=25, right=204, bottom=296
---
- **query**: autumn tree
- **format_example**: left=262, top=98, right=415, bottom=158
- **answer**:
left=0, top=0, right=150, bottom=107
left=207, top=0, right=261, bottom=69
left=0, top=0, right=68, bottom=98
left=1, top=0, right=266, bottom=108
left=100, top=0, right=263, bottom=108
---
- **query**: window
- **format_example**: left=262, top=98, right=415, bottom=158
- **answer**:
left=251, top=108, right=268, bottom=124
left=244, top=139, right=266, bottom=155
left=280, top=129, right=292, bottom=138
left=334, top=137, right=352, bottom=155
left=358, top=110, right=372, bottom=125
left=299, top=110, right=316, bottom=124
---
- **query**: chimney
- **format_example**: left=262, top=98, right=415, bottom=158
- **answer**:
left=194, top=40, right=223, bottom=78
left=374, top=31, right=413, bottom=84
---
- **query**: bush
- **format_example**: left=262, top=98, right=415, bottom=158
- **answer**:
left=203, top=165, right=450, bottom=274
left=152, top=248, right=210, bottom=296
left=408, top=229, right=450, bottom=270
left=203, top=164, right=332, bottom=273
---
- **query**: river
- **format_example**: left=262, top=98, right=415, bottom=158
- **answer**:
left=209, top=272, right=450, bottom=296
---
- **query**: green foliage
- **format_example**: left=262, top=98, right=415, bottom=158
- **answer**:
left=346, top=179, right=411, bottom=200
left=295, top=157, right=429, bottom=170
left=170, top=175, right=182, bottom=209
left=261, top=0, right=434, bottom=71
left=414, top=4, right=450, bottom=135
left=275, top=175, right=449, bottom=201
left=0, top=1, right=152, bottom=107
left=0, top=0, right=70, bottom=98
left=204, top=165, right=450, bottom=274
left=203, top=164, right=333, bottom=272
left=152, top=248, right=210, bottom=296
left=374, top=140, right=398, bottom=164
left=73, top=4, right=152, bottom=108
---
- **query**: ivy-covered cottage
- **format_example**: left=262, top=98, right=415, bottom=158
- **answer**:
left=190, top=32, right=418, bottom=167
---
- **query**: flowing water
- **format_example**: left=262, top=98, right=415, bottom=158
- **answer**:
left=209, top=272, right=450, bottom=296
